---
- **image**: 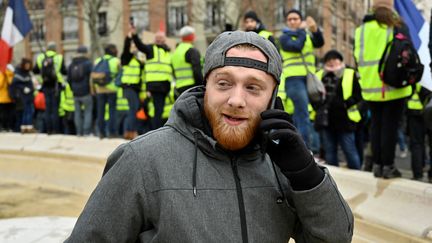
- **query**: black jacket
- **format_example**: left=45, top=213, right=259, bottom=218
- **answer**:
left=10, top=67, right=34, bottom=102
left=67, top=56, right=92, bottom=97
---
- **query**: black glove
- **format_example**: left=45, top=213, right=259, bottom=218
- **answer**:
left=260, top=97, right=324, bottom=190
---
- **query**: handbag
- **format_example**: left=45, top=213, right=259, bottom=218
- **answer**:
left=314, top=105, right=329, bottom=130
left=300, top=53, right=326, bottom=103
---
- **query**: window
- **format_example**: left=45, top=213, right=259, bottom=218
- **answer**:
left=98, top=12, right=108, bottom=36
left=131, top=10, right=149, bottom=33
left=30, top=18, right=45, bottom=43
left=275, top=0, right=285, bottom=24
left=28, top=0, right=45, bottom=10
left=62, top=0, right=77, bottom=8
left=62, top=16, right=79, bottom=40
left=168, top=5, right=188, bottom=36
left=205, top=1, right=222, bottom=31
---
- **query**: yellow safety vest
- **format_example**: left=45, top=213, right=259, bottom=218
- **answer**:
left=172, top=42, right=195, bottom=89
left=407, top=84, right=423, bottom=110
left=316, top=68, right=362, bottom=123
left=258, top=30, right=273, bottom=40
left=146, top=45, right=173, bottom=82
left=116, top=88, right=129, bottom=111
left=280, top=33, right=315, bottom=78
left=36, top=50, right=65, bottom=84
left=354, top=20, right=411, bottom=101
left=121, top=57, right=141, bottom=85
left=59, top=83, right=75, bottom=116
left=94, top=54, right=120, bottom=91
left=277, top=76, right=294, bottom=114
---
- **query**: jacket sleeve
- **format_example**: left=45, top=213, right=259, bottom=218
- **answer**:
left=279, top=30, right=306, bottom=52
left=310, top=29, right=324, bottom=48
left=65, top=143, right=149, bottom=243
left=131, top=34, right=154, bottom=60
left=290, top=169, right=354, bottom=243
left=121, top=37, right=134, bottom=66
left=185, top=48, right=204, bottom=85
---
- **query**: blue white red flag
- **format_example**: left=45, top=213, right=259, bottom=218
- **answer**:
left=0, top=0, right=33, bottom=72
left=395, top=0, right=432, bottom=90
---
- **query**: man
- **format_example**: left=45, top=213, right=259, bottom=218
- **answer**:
left=68, top=45, right=93, bottom=136
left=315, top=50, right=362, bottom=170
left=243, top=10, right=276, bottom=46
left=93, top=44, right=120, bottom=139
left=34, top=42, right=67, bottom=134
left=129, top=28, right=174, bottom=130
left=66, top=31, right=353, bottom=242
left=279, top=9, right=324, bottom=147
left=172, top=25, right=203, bottom=98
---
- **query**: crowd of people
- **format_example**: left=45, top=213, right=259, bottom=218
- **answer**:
left=0, top=1, right=431, bottom=182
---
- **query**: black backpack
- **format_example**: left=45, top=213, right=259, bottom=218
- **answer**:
left=69, top=61, right=85, bottom=84
left=41, top=54, right=58, bottom=84
left=378, top=28, right=424, bottom=88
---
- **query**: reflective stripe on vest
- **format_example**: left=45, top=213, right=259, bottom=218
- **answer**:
left=316, top=68, right=361, bottom=123
left=258, top=30, right=273, bottom=40
left=146, top=45, right=173, bottom=82
left=280, top=34, right=315, bottom=78
left=172, top=42, right=195, bottom=89
left=37, top=50, right=65, bottom=83
left=116, top=88, right=129, bottom=111
left=354, top=20, right=412, bottom=101
left=407, top=84, right=423, bottom=110
left=121, top=58, right=141, bottom=85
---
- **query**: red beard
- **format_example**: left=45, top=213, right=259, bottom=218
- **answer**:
left=204, top=95, right=260, bottom=151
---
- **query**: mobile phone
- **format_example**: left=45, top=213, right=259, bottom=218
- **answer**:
left=268, top=86, right=279, bottom=110
left=130, top=16, right=135, bottom=27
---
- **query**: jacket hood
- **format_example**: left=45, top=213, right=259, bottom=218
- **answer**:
left=165, top=86, right=264, bottom=161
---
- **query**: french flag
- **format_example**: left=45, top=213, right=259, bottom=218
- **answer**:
left=395, top=0, right=432, bottom=90
left=0, top=0, right=33, bottom=72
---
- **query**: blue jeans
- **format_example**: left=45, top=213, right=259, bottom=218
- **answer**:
left=322, top=129, right=361, bottom=169
left=43, top=88, right=60, bottom=133
left=285, top=77, right=311, bottom=146
left=397, top=128, right=406, bottom=151
left=96, top=93, right=117, bottom=137
left=74, top=95, right=93, bottom=136
left=22, top=96, right=34, bottom=126
left=123, top=88, right=139, bottom=132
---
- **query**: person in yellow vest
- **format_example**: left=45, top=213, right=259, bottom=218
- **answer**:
left=33, top=41, right=67, bottom=134
left=279, top=9, right=324, bottom=147
left=93, top=44, right=120, bottom=139
left=354, top=1, right=412, bottom=178
left=406, top=83, right=431, bottom=181
left=243, top=10, right=276, bottom=47
left=115, top=87, right=130, bottom=139
left=59, top=82, right=75, bottom=134
left=172, top=26, right=204, bottom=98
left=0, top=64, right=15, bottom=131
left=129, top=26, right=174, bottom=130
left=120, top=32, right=145, bottom=139
left=315, top=50, right=362, bottom=170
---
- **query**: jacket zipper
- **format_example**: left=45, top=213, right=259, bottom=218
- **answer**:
left=231, top=158, right=249, bottom=243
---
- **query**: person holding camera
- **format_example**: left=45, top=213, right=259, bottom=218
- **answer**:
left=315, top=50, right=362, bottom=170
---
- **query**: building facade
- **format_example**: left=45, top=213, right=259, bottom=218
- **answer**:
left=12, top=0, right=369, bottom=67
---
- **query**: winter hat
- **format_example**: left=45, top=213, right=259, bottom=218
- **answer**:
left=179, top=26, right=195, bottom=42
left=244, top=10, right=261, bottom=23
left=204, top=31, right=282, bottom=84
left=323, top=50, right=344, bottom=63
left=77, top=45, right=88, bottom=54
left=373, top=0, right=393, bottom=10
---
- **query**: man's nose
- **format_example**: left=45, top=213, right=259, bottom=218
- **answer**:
left=227, top=88, right=246, bottom=108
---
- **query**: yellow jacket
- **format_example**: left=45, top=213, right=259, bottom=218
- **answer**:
left=0, top=70, right=14, bottom=103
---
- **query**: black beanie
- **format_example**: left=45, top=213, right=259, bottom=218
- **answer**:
left=284, top=9, right=303, bottom=20
left=323, top=50, right=344, bottom=63
left=244, top=10, right=261, bottom=23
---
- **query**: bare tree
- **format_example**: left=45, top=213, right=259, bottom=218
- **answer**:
left=60, top=0, right=121, bottom=60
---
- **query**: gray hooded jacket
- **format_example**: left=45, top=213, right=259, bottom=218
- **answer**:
left=66, top=86, right=353, bottom=243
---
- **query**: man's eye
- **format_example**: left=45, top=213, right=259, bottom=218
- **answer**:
left=217, top=80, right=231, bottom=88
left=246, top=85, right=261, bottom=92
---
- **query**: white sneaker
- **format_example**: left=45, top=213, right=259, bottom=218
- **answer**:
left=400, top=150, right=408, bottom=158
